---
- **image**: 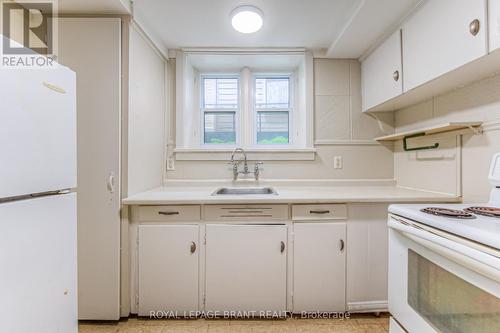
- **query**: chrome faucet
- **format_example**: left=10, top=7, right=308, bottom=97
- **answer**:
left=229, top=148, right=264, bottom=181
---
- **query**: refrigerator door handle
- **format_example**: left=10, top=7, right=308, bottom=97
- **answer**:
left=107, top=172, right=115, bottom=193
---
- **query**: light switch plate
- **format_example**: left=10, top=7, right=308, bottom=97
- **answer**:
left=334, top=156, right=343, bottom=169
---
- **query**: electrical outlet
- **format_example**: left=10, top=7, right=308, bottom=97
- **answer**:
left=333, top=156, right=343, bottom=169
left=167, top=157, right=175, bottom=171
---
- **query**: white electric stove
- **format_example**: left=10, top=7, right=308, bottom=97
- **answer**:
left=387, top=153, right=500, bottom=333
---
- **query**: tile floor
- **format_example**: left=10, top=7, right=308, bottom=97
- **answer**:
left=79, top=314, right=389, bottom=333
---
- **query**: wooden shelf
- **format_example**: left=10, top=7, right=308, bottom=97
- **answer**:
left=375, top=122, right=483, bottom=142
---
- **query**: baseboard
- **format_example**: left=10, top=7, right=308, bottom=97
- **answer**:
left=348, top=300, right=388, bottom=313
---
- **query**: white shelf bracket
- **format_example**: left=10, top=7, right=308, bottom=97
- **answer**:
left=467, top=125, right=483, bottom=136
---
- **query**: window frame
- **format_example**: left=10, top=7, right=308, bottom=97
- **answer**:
left=199, top=74, right=241, bottom=148
left=251, top=73, right=294, bottom=147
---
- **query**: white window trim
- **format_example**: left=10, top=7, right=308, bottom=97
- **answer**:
left=174, top=49, right=314, bottom=161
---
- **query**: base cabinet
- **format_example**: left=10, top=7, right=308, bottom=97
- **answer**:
left=347, top=204, right=389, bottom=312
left=205, top=224, right=287, bottom=314
left=138, top=225, right=199, bottom=316
left=293, top=223, right=346, bottom=312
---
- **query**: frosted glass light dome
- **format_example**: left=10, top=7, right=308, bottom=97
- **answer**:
left=231, top=6, right=263, bottom=34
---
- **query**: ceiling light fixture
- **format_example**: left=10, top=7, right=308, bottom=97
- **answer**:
left=231, top=5, right=263, bottom=34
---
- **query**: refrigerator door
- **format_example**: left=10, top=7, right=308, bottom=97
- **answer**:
left=0, top=65, right=76, bottom=199
left=0, top=193, right=77, bottom=333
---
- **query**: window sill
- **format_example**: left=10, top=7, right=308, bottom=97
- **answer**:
left=174, top=148, right=316, bottom=161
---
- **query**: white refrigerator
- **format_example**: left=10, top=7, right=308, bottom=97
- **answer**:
left=0, top=58, right=78, bottom=331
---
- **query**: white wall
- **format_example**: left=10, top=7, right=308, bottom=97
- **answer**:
left=394, top=73, right=500, bottom=201
left=167, top=58, right=395, bottom=180
left=127, top=24, right=166, bottom=195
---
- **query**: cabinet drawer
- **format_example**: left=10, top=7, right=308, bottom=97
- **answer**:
left=292, top=204, right=347, bottom=220
left=204, top=205, right=289, bottom=221
left=139, top=205, right=201, bottom=222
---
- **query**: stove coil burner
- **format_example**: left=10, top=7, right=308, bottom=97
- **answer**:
left=465, top=206, right=500, bottom=218
left=421, top=207, right=477, bottom=219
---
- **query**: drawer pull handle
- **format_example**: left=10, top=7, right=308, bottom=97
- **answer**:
left=158, top=211, right=180, bottom=216
left=310, top=210, right=330, bottom=214
left=469, top=19, right=480, bottom=36
left=280, top=241, right=285, bottom=253
left=340, top=239, right=345, bottom=252
left=190, top=242, right=197, bottom=254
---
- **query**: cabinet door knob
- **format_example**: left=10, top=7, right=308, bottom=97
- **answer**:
left=393, top=70, right=400, bottom=82
left=190, top=241, right=197, bottom=254
left=339, top=239, right=345, bottom=252
left=469, top=19, right=480, bottom=36
left=280, top=241, right=285, bottom=253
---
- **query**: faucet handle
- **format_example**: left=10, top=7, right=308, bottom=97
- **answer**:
left=255, top=161, right=264, bottom=170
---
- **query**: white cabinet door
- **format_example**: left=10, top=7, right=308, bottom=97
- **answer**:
left=205, top=224, right=287, bottom=314
left=293, top=223, right=346, bottom=313
left=361, top=30, right=403, bottom=111
left=490, top=0, right=500, bottom=52
left=138, top=225, right=199, bottom=316
left=403, top=0, right=487, bottom=91
left=347, top=204, right=389, bottom=312
left=58, top=18, right=122, bottom=320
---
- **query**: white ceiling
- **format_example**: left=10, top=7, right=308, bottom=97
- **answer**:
left=133, top=0, right=362, bottom=50
left=58, top=0, right=131, bottom=14
left=57, top=0, right=422, bottom=59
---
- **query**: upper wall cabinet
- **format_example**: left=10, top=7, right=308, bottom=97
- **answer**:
left=361, top=0, right=500, bottom=112
left=490, top=0, right=500, bottom=52
left=402, top=0, right=487, bottom=91
left=361, top=30, right=403, bottom=112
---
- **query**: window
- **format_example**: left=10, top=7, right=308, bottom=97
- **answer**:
left=175, top=50, right=314, bottom=159
left=201, top=77, right=239, bottom=145
left=255, top=77, right=291, bottom=145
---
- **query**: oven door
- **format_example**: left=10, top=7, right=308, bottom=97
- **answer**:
left=388, top=214, right=500, bottom=333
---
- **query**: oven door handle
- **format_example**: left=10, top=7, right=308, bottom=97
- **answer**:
left=389, top=216, right=500, bottom=283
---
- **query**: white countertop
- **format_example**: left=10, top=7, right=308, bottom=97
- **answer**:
left=122, top=180, right=461, bottom=205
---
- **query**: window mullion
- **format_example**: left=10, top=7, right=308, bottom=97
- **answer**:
left=240, top=68, right=252, bottom=147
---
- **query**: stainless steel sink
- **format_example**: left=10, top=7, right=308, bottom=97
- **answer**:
left=212, top=187, right=278, bottom=196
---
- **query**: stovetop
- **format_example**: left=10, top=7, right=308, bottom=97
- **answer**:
left=389, top=203, right=500, bottom=250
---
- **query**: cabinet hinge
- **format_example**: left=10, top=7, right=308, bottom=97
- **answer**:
left=136, top=294, right=139, bottom=307
left=203, top=294, right=206, bottom=306
left=203, top=234, right=206, bottom=245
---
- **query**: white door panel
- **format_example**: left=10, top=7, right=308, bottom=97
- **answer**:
left=490, top=0, right=500, bottom=52
left=0, top=194, right=77, bottom=333
left=362, top=30, right=403, bottom=111
left=403, top=0, right=487, bottom=91
left=293, top=223, right=346, bottom=312
left=205, top=224, right=287, bottom=314
left=58, top=17, right=122, bottom=320
left=138, top=225, right=199, bottom=316
left=0, top=66, right=76, bottom=198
